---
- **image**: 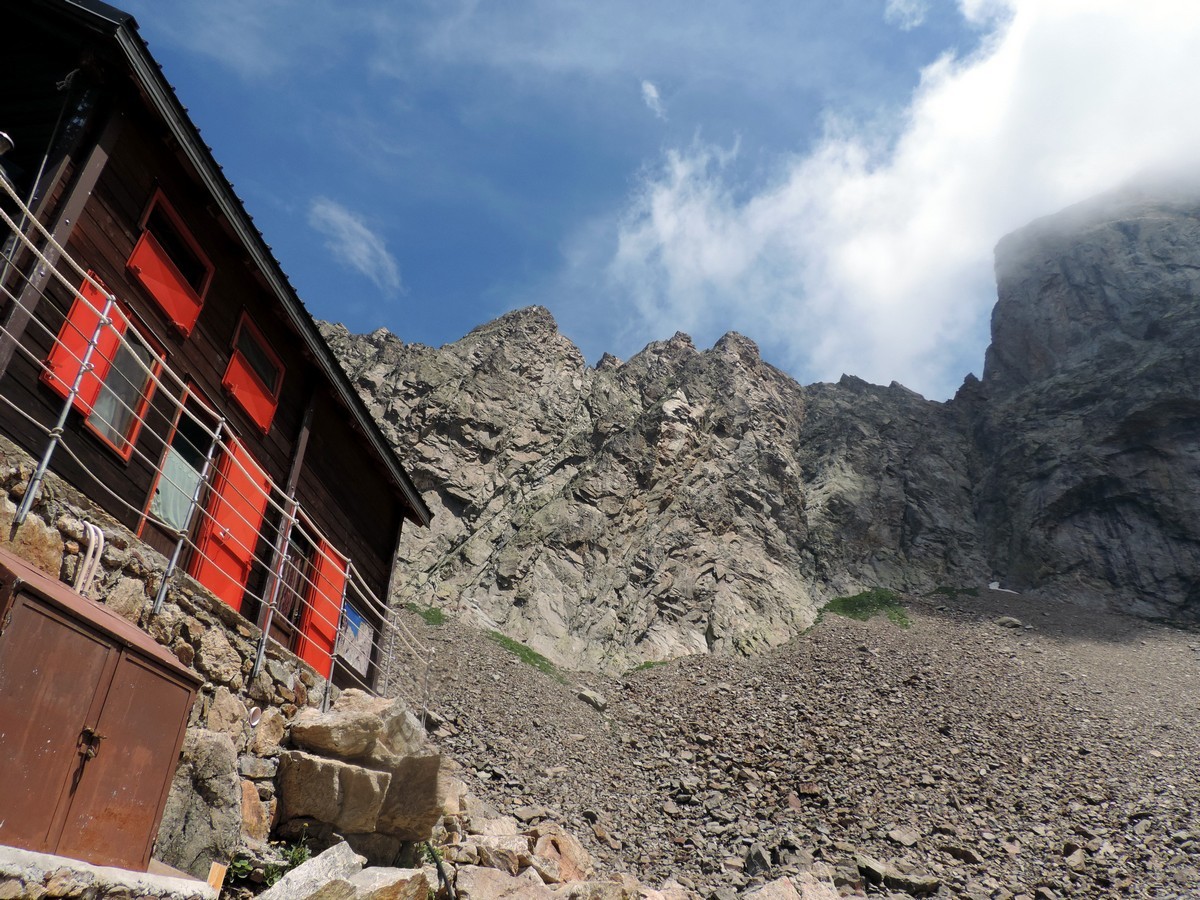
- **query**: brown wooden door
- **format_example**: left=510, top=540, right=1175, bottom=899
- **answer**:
left=55, top=653, right=196, bottom=870
left=0, top=593, right=118, bottom=854
left=0, top=570, right=199, bottom=872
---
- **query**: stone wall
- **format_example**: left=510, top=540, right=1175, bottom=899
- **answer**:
left=0, top=435, right=338, bottom=877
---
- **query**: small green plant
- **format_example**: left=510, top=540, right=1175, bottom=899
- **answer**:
left=824, top=588, right=911, bottom=628
left=406, top=602, right=447, bottom=626
left=227, top=854, right=254, bottom=882
left=486, top=630, right=563, bottom=680
left=928, top=585, right=979, bottom=600
left=280, top=838, right=311, bottom=869
left=262, top=831, right=311, bottom=886
left=422, top=841, right=443, bottom=865
left=626, top=659, right=668, bottom=675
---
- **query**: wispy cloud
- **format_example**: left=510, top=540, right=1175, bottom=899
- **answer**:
left=308, top=197, right=402, bottom=297
left=640, top=80, right=667, bottom=120
left=885, top=0, right=931, bottom=30
left=554, top=0, right=1200, bottom=399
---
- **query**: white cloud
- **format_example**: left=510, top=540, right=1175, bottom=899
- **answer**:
left=562, top=0, right=1200, bottom=399
left=641, top=80, right=667, bottom=120
left=308, top=197, right=402, bottom=297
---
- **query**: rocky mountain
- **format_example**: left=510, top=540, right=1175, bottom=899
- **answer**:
left=320, top=185, right=1200, bottom=673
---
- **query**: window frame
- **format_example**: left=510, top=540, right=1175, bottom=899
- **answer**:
left=127, top=189, right=214, bottom=336
left=83, top=317, right=163, bottom=461
left=137, top=386, right=220, bottom=539
left=41, top=274, right=164, bottom=462
left=222, top=312, right=285, bottom=433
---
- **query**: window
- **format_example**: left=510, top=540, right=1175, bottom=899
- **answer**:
left=222, top=314, right=283, bottom=433
left=336, top=601, right=374, bottom=679
left=148, top=397, right=218, bottom=533
left=127, top=191, right=212, bottom=336
left=277, top=530, right=317, bottom=628
left=42, top=274, right=161, bottom=459
left=271, top=520, right=348, bottom=680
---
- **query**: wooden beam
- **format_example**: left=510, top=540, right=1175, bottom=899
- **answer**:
left=257, top=390, right=316, bottom=632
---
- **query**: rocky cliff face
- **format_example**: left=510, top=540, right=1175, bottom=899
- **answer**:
left=972, top=187, right=1200, bottom=619
left=321, top=187, right=1200, bottom=672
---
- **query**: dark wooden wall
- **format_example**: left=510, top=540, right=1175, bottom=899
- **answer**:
left=0, top=38, right=412, bottom=623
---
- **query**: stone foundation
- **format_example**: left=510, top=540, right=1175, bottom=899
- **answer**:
left=0, top=845, right=217, bottom=900
left=0, top=436, right=356, bottom=877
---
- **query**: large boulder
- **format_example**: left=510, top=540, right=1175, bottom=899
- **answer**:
left=154, top=728, right=242, bottom=878
left=526, top=823, right=593, bottom=884
left=290, top=691, right=389, bottom=759
left=375, top=752, right=444, bottom=840
left=256, top=841, right=364, bottom=900
left=346, top=866, right=432, bottom=900
left=277, top=751, right=391, bottom=834
left=290, top=690, right=433, bottom=768
left=455, top=865, right=555, bottom=900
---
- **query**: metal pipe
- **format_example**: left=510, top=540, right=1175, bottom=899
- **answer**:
left=152, top=418, right=226, bottom=614
left=15, top=295, right=114, bottom=526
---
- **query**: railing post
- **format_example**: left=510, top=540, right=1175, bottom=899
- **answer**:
left=152, top=418, right=226, bottom=614
left=15, top=293, right=114, bottom=526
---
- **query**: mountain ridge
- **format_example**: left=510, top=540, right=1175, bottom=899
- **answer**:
left=320, top=187, right=1200, bottom=673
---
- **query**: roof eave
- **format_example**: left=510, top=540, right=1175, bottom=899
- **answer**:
left=106, top=25, right=432, bottom=527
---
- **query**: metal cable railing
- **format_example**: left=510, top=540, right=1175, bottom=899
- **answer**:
left=0, top=169, right=434, bottom=712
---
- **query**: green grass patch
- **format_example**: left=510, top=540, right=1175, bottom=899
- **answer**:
left=486, top=630, right=563, bottom=680
left=626, top=659, right=668, bottom=675
left=406, top=603, right=447, bottom=626
left=928, top=585, right=979, bottom=600
left=824, top=588, right=910, bottom=628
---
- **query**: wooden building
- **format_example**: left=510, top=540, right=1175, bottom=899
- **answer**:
left=0, top=0, right=431, bottom=690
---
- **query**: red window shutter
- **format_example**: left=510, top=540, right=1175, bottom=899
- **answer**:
left=222, top=351, right=278, bottom=433
left=189, top=439, right=271, bottom=614
left=42, top=276, right=127, bottom=415
left=296, top=540, right=348, bottom=680
left=127, top=231, right=203, bottom=335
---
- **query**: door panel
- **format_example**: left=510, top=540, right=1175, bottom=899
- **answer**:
left=56, top=653, right=195, bottom=870
left=0, top=595, right=115, bottom=853
left=190, top=438, right=271, bottom=613
left=295, top=540, right=348, bottom=680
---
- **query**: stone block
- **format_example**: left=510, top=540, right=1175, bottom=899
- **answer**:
left=104, top=576, right=147, bottom=623
left=291, top=701, right=383, bottom=759
left=257, top=842, right=364, bottom=900
left=241, top=779, right=271, bottom=844
left=250, top=707, right=286, bottom=755
left=376, top=752, right=444, bottom=841
left=239, top=756, right=278, bottom=779
left=0, top=501, right=62, bottom=577
left=455, top=865, right=555, bottom=900
left=348, top=866, right=431, bottom=900
left=278, top=751, right=391, bottom=834
left=527, top=824, right=593, bottom=884
left=154, top=729, right=241, bottom=878
left=196, top=628, right=242, bottom=685
left=206, top=686, right=248, bottom=739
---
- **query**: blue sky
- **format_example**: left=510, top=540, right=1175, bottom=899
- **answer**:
left=120, top=1, right=1200, bottom=399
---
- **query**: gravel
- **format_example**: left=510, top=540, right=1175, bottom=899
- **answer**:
left=397, top=589, right=1200, bottom=898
